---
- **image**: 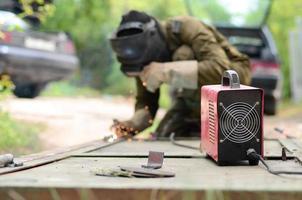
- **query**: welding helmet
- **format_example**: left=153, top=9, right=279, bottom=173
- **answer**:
left=110, top=10, right=170, bottom=76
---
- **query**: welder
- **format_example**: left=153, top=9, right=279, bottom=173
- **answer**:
left=109, top=10, right=251, bottom=138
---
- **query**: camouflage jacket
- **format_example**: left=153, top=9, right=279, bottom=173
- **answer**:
left=135, top=16, right=251, bottom=120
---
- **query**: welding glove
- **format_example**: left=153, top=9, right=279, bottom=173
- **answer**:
left=111, top=109, right=153, bottom=138
left=139, top=61, right=198, bottom=93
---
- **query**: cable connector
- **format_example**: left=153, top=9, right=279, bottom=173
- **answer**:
left=247, top=148, right=260, bottom=159
left=246, top=148, right=260, bottom=166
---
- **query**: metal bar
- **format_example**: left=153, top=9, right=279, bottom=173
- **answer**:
left=0, top=139, right=124, bottom=176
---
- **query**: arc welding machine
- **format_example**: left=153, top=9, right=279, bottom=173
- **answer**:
left=201, top=70, right=264, bottom=165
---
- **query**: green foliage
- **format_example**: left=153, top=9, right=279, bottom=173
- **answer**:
left=42, top=80, right=101, bottom=97
left=189, top=0, right=231, bottom=25
left=0, top=76, right=41, bottom=155
left=268, top=0, right=302, bottom=98
left=244, top=0, right=270, bottom=26
left=0, top=74, right=15, bottom=100
left=0, top=111, right=43, bottom=155
left=41, top=0, right=113, bottom=89
left=42, top=0, right=111, bottom=47
left=18, top=0, right=55, bottom=22
left=101, top=61, right=135, bottom=95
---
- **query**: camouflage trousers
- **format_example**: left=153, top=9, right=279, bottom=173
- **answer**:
left=155, top=98, right=200, bottom=138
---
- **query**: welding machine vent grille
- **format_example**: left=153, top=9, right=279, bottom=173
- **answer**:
left=208, top=100, right=216, bottom=144
left=219, top=101, right=260, bottom=144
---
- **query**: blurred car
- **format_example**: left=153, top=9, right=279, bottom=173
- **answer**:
left=189, top=0, right=280, bottom=115
left=0, top=10, right=79, bottom=98
left=216, top=25, right=281, bottom=115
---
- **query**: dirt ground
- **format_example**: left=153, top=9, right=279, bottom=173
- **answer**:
left=1, top=96, right=302, bottom=151
left=0, top=96, right=135, bottom=150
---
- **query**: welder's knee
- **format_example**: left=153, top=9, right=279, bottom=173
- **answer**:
left=155, top=116, right=200, bottom=138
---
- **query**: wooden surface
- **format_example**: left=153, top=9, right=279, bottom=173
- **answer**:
left=0, top=139, right=302, bottom=199
left=74, top=139, right=292, bottom=158
left=73, top=140, right=202, bottom=157
left=1, top=156, right=302, bottom=190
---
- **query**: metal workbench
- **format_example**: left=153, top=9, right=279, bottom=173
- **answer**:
left=0, top=139, right=302, bottom=199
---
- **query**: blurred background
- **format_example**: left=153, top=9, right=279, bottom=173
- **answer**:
left=1, top=0, right=302, bottom=155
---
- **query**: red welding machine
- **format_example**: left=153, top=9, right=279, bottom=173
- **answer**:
left=201, top=70, right=264, bottom=165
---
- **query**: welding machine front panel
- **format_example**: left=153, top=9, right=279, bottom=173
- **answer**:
left=217, top=89, right=263, bottom=163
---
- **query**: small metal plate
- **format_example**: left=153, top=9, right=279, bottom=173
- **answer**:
left=142, top=151, right=164, bottom=169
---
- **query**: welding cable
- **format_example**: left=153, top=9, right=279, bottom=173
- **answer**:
left=169, top=133, right=200, bottom=150
left=247, top=149, right=302, bottom=175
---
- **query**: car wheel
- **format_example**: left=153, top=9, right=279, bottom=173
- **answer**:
left=264, top=95, right=277, bottom=115
left=13, top=83, right=45, bottom=98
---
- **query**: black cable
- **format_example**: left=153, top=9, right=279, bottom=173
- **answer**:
left=169, top=133, right=200, bottom=150
left=247, top=149, right=302, bottom=175
left=169, top=133, right=302, bottom=175
left=169, top=135, right=302, bottom=175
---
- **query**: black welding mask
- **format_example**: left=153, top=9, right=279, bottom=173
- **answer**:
left=110, top=11, right=170, bottom=76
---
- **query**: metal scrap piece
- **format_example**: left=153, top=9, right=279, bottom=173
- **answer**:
left=91, top=168, right=156, bottom=178
left=0, top=154, right=24, bottom=168
left=92, top=168, right=134, bottom=177
left=120, top=166, right=175, bottom=177
left=282, top=147, right=287, bottom=161
left=142, top=151, right=164, bottom=169
left=0, top=154, right=14, bottom=168
left=8, top=161, right=23, bottom=168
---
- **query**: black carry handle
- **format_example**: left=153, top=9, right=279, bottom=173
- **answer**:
left=221, top=70, right=240, bottom=88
